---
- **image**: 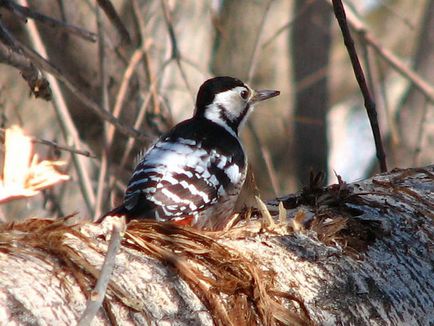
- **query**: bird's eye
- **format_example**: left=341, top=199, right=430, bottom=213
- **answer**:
left=240, top=89, right=249, bottom=100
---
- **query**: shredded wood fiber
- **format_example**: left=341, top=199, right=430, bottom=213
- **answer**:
left=0, top=216, right=310, bottom=325
left=1, top=166, right=432, bottom=325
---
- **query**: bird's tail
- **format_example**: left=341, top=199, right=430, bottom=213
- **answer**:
left=95, top=204, right=128, bottom=223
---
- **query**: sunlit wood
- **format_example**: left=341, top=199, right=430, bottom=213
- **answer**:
left=0, top=126, right=69, bottom=203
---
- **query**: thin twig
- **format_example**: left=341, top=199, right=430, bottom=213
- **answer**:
left=20, top=39, right=148, bottom=140
left=361, top=38, right=397, bottom=164
left=375, top=55, right=399, bottom=147
left=246, top=0, right=274, bottom=83
left=244, top=0, right=280, bottom=196
left=178, top=57, right=209, bottom=79
left=332, top=0, right=387, bottom=172
left=18, top=0, right=96, bottom=215
left=96, top=0, right=131, bottom=44
left=102, top=43, right=149, bottom=219
left=160, top=0, right=179, bottom=60
left=294, top=66, right=328, bottom=94
left=0, top=21, right=148, bottom=140
left=132, top=0, right=161, bottom=116
left=0, top=39, right=51, bottom=100
left=325, top=0, right=434, bottom=104
left=361, top=39, right=376, bottom=107
left=107, top=59, right=173, bottom=202
left=377, top=0, right=416, bottom=30
left=1, top=0, right=97, bottom=42
left=131, top=0, right=147, bottom=45
left=56, top=0, right=67, bottom=23
left=107, top=46, right=148, bottom=149
left=110, top=67, right=172, bottom=202
left=247, top=123, right=280, bottom=196
left=32, top=137, right=96, bottom=158
left=160, top=0, right=194, bottom=100
left=0, top=19, right=22, bottom=51
left=78, top=217, right=126, bottom=326
left=95, top=5, right=111, bottom=219
left=105, top=0, right=160, bottom=193
left=412, top=100, right=430, bottom=166
left=95, top=153, right=108, bottom=219
left=262, top=1, right=312, bottom=49
left=117, top=58, right=176, bottom=170
left=120, top=92, right=153, bottom=168
left=113, top=56, right=175, bottom=179
left=364, top=30, right=434, bottom=104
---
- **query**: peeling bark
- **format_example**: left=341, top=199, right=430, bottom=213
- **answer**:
left=0, top=166, right=433, bottom=325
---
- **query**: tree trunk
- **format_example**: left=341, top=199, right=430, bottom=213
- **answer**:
left=291, top=0, right=332, bottom=183
left=396, top=0, right=434, bottom=167
left=0, top=166, right=433, bottom=325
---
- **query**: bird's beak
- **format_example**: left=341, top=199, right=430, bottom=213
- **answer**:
left=249, top=89, right=280, bottom=104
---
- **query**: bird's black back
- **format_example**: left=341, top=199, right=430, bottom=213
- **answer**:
left=121, top=116, right=246, bottom=221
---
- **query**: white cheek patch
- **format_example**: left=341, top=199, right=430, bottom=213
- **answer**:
left=204, top=87, right=249, bottom=136
left=213, top=87, right=246, bottom=120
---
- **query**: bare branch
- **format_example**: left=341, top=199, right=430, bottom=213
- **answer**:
left=18, top=0, right=96, bottom=215
left=325, top=0, right=434, bottom=104
left=119, top=92, right=153, bottom=168
left=262, top=1, right=313, bottom=49
left=132, top=0, right=162, bottom=119
left=0, top=127, right=97, bottom=160
left=32, top=137, right=96, bottom=158
left=332, top=0, right=387, bottom=173
left=243, top=0, right=280, bottom=196
left=0, top=17, right=148, bottom=140
left=15, top=35, right=148, bottom=140
left=160, top=0, right=194, bottom=99
left=246, top=0, right=273, bottom=83
left=0, top=40, right=51, bottom=100
left=78, top=218, right=126, bottom=326
left=374, top=55, right=400, bottom=163
left=107, top=46, right=148, bottom=149
left=95, top=5, right=111, bottom=219
left=412, top=100, right=431, bottom=166
left=377, top=0, right=416, bottom=30
left=96, top=0, right=131, bottom=44
left=0, top=0, right=97, bottom=42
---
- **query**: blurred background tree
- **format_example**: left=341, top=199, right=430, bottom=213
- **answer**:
left=0, top=0, right=432, bottom=222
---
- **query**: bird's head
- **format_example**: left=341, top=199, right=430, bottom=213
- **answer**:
left=194, top=76, right=280, bottom=135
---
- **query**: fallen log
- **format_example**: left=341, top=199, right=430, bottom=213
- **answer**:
left=0, top=166, right=433, bottom=325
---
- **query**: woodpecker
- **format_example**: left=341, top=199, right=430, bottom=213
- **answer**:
left=104, top=76, right=279, bottom=230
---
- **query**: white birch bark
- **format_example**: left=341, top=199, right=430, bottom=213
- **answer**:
left=0, top=166, right=432, bottom=325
